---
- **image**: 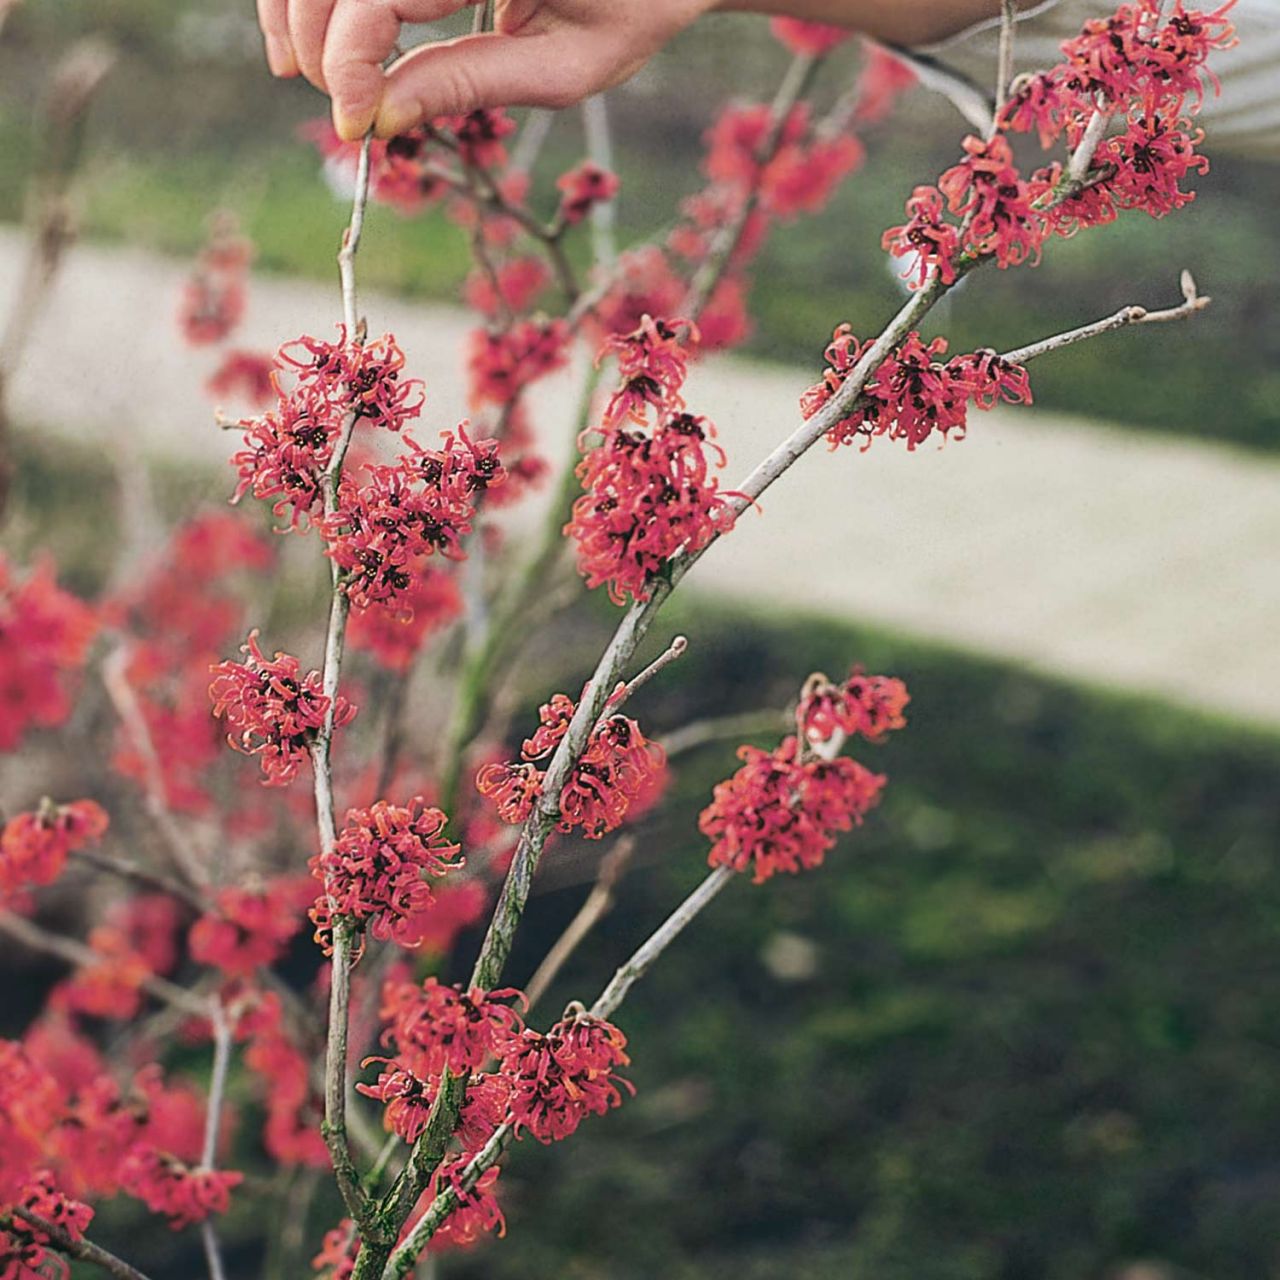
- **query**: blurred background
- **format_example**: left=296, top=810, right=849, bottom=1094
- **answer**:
left=1, top=2, right=1279, bottom=1278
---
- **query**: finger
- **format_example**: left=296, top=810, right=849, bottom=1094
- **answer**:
left=257, top=0, right=298, bottom=76
left=288, top=0, right=338, bottom=89
left=376, top=30, right=597, bottom=136
left=325, top=0, right=465, bottom=141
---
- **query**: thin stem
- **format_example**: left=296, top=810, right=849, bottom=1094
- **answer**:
left=101, top=645, right=208, bottom=888
left=684, top=52, right=820, bottom=318
left=524, top=837, right=635, bottom=1011
left=72, top=846, right=207, bottom=911
left=200, top=1000, right=234, bottom=1280
left=384, top=865, right=736, bottom=1275
left=604, top=635, right=687, bottom=716
left=0, top=1211, right=153, bottom=1280
left=591, top=868, right=735, bottom=1019
left=994, top=1, right=1018, bottom=121
left=0, top=908, right=208, bottom=1016
left=1067, top=107, right=1109, bottom=184
left=581, top=94, right=618, bottom=269
left=659, top=709, right=789, bottom=759
left=313, top=131, right=379, bottom=1236
left=1001, top=271, right=1209, bottom=365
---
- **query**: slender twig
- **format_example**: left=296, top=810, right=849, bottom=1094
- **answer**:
left=685, top=52, right=820, bottom=317
left=0, top=1211, right=153, bottom=1280
left=581, top=95, right=618, bottom=269
left=1002, top=271, right=1209, bottom=364
left=0, top=908, right=209, bottom=1016
left=199, top=1005, right=233, bottom=1280
left=1067, top=107, right=1109, bottom=184
left=524, top=837, right=635, bottom=1011
left=995, top=1, right=1019, bottom=120
left=71, top=846, right=207, bottom=911
left=384, top=866, right=736, bottom=1275
left=101, top=645, right=208, bottom=888
left=603, top=635, right=687, bottom=717
left=660, top=709, right=790, bottom=759
left=312, top=132, right=380, bottom=1237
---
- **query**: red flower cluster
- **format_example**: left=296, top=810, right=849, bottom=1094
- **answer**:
left=377, top=978, right=525, bottom=1079
left=347, top=567, right=463, bottom=673
left=884, top=1, right=1233, bottom=284
left=117, top=1147, right=241, bottom=1230
left=567, top=404, right=738, bottom=605
left=178, top=215, right=250, bottom=346
left=188, top=876, right=313, bottom=977
left=798, top=668, right=911, bottom=748
left=209, top=630, right=355, bottom=786
left=0, top=555, right=97, bottom=754
left=321, top=427, right=504, bottom=610
left=467, top=318, right=570, bottom=409
left=463, top=254, right=551, bottom=319
left=0, top=799, right=107, bottom=902
left=0, top=1171, right=93, bottom=1280
left=502, top=1013, right=633, bottom=1143
left=477, top=692, right=665, bottom=839
left=801, top=326, right=1032, bottom=450
left=555, top=160, right=621, bottom=226
left=232, top=329, right=424, bottom=527
left=207, top=347, right=276, bottom=407
left=599, top=314, right=696, bottom=430
left=309, top=797, right=461, bottom=952
left=700, top=735, right=886, bottom=883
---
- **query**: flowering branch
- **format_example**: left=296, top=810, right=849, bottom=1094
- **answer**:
left=0, top=1210, right=153, bottom=1280
left=312, top=131, right=380, bottom=1236
left=384, top=865, right=736, bottom=1275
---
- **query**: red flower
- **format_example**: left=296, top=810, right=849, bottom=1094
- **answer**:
left=467, top=319, right=570, bottom=409
left=802, top=328, right=1031, bottom=451
left=231, top=393, right=337, bottom=526
left=591, top=246, right=687, bottom=342
left=997, top=71, right=1076, bottom=148
left=502, top=1013, right=634, bottom=1143
left=189, top=876, right=313, bottom=977
left=599, top=314, right=697, bottom=430
left=347, top=568, right=463, bottom=673
left=0, top=555, right=97, bottom=753
left=0, top=799, right=107, bottom=901
left=118, top=1146, right=242, bottom=1230
left=209, top=631, right=355, bottom=786
left=320, top=427, right=504, bottom=610
left=309, top=797, right=461, bottom=952
left=206, top=348, right=276, bottom=407
left=882, top=184, right=961, bottom=288
left=567, top=413, right=737, bottom=605
left=769, top=17, right=851, bottom=57
left=478, top=696, right=665, bottom=839
left=0, top=1172, right=93, bottom=1280
left=463, top=255, right=552, bottom=318
left=437, top=108, right=517, bottom=169
left=555, top=160, right=621, bottom=226
left=700, top=736, right=885, bottom=883
left=50, top=925, right=151, bottom=1020
left=1107, top=115, right=1209, bottom=217
left=938, top=134, right=1045, bottom=270
left=278, top=331, right=424, bottom=432
left=761, top=132, right=864, bottom=220
left=377, top=977, right=525, bottom=1079
left=430, top=1156, right=506, bottom=1249
left=852, top=42, right=918, bottom=124
left=798, top=668, right=911, bottom=748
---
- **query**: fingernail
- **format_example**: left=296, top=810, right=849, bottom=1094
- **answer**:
left=265, top=36, right=298, bottom=78
left=334, top=106, right=374, bottom=142
left=373, top=101, right=415, bottom=140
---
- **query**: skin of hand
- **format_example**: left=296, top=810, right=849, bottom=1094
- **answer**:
left=255, top=0, right=1012, bottom=142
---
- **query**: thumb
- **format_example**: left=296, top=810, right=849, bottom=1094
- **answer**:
left=374, top=30, right=595, bottom=136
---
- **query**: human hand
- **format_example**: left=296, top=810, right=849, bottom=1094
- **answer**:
left=256, top=0, right=715, bottom=141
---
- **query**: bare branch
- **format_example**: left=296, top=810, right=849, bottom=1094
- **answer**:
left=604, top=635, right=688, bottom=718
left=995, top=1, right=1018, bottom=120
left=1001, top=272, right=1210, bottom=365
left=0, top=907, right=209, bottom=1017
left=524, top=837, right=635, bottom=1011
left=199, top=1005, right=233, bottom=1280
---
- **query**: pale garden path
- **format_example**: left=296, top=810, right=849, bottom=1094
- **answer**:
left=4, top=225, right=1278, bottom=728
